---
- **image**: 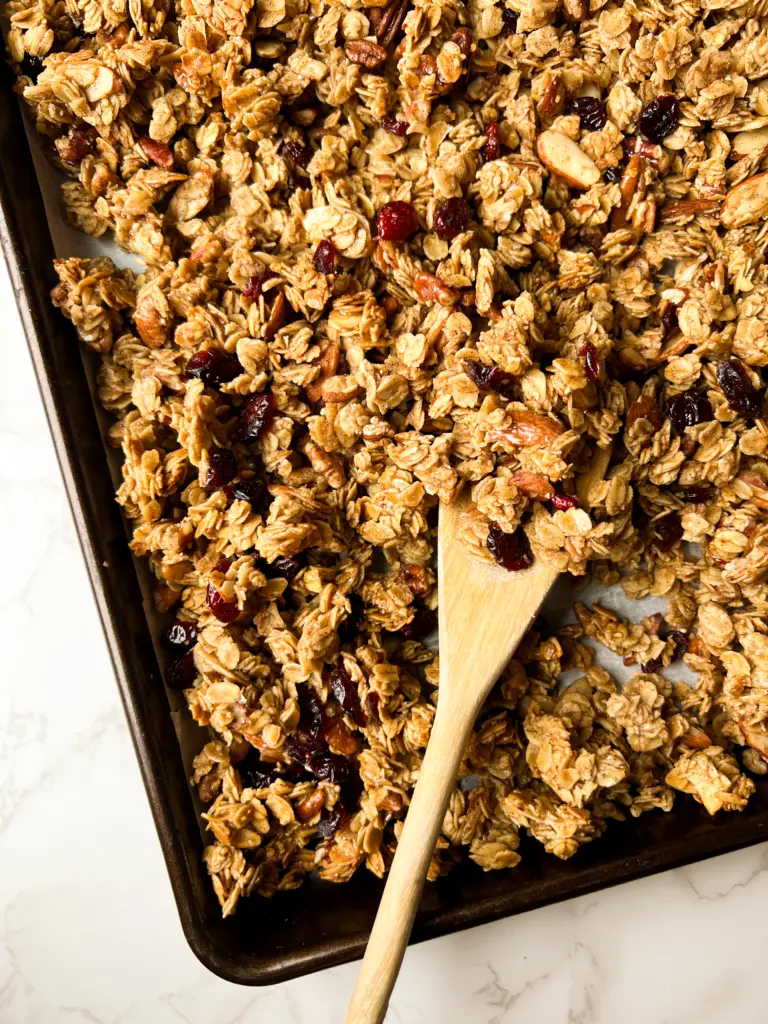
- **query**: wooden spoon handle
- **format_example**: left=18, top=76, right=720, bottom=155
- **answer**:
left=345, top=698, right=479, bottom=1024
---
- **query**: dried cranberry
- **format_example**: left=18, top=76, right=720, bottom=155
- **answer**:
left=579, top=341, right=600, bottom=382
left=329, top=661, right=364, bottom=724
left=231, top=479, right=268, bottom=509
left=434, top=197, right=471, bottom=240
left=603, top=166, right=622, bottom=184
left=164, top=621, right=197, bottom=647
left=680, top=486, right=711, bottom=503
left=400, top=608, right=437, bottom=642
left=283, top=139, right=313, bottom=168
left=639, top=95, right=680, bottom=143
left=237, top=748, right=279, bottom=790
left=243, top=270, right=277, bottom=300
left=20, top=53, right=44, bottom=81
left=642, top=654, right=663, bottom=673
left=464, top=358, right=516, bottom=398
left=716, top=360, right=764, bottom=419
left=186, top=348, right=242, bottom=388
left=313, top=239, right=337, bottom=275
left=565, top=96, right=607, bottom=132
left=487, top=522, right=533, bottom=572
left=339, top=592, right=365, bottom=643
left=240, top=392, right=276, bottom=442
left=270, top=555, right=304, bottom=580
left=483, top=121, right=500, bottom=161
left=552, top=491, right=579, bottom=511
left=666, top=391, right=713, bottom=434
left=652, top=512, right=683, bottom=551
left=214, top=555, right=234, bottom=573
left=316, top=806, right=346, bottom=838
left=167, top=650, right=197, bottom=689
left=497, top=5, right=518, bottom=36
left=661, top=303, right=680, bottom=340
left=381, top=116, right=409, bottom=136
left=376, top=201, right=418, bottom=242
left=669, top=630, right=689, bottom=661
left=206, top=583, right=240, bottom=623
left=203, top=447, right=237, bottom=489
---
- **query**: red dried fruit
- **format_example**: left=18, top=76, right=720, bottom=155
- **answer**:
left=237, top=748, right=280, bottom=790
left=716, top=359, right=764, bottom=419
left=167, top=649, right=197, bottom=689
left=165, top=621, right=197, bottom=647
left=669, top=630, right=689, bottom=660
left=376, top=201, right=418, bottom=241
left=666, top=391, right=713, bottom=433
left=579, top=341, right=600, bottom=381
left=434, top=197, right=471, bottom=240
left=400, top=607, right=437, bottom=641
left=329, top=661, right=364, bottom=724
left=487, top=522, right=533, bottom=571
left=339, top=593, right=365, bottom=643
left=316, top=806, right=346, bottom=838
left=484, top=121, right=500, bottom=161
left=652, top=512, right=683, bottom=551
left=552, top=491, right=579, bottom=511
left=603, top=166, right=622, bottom=184
left=639, top=95, right=680, bottom=143
left=243, top=270, right=277, bottom=299
left=661, top=302, right=681, bottom=340
left=214, top=555, right=234, bottom=573
left=240, top=392, right=276, bottom=442
left=313, top=239, right=337, bottom=275
left=203, top=447, right=237, bottom=489
left=283, top=139, right=313, bottom=168
left=680, top=486, right=711, bottom=503
left=20, top=53, right=44, bottom=81
left=381, top=115, right=410, bottom=136
left=497, top=4, right=518, bottom=36
left=270, top=555, right=304, bottom=580
left=186, top=348, right=242, bottom=388
left=565, top=96, right=607, bottom=132
left=206, top=583, right=240, bottom=623
left=231, top=478, right=268, bottom=509
left=464, top=358, right=516, bottom=397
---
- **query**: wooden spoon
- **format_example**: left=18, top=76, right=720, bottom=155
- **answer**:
left=345, top=446, right=611, bottom=1024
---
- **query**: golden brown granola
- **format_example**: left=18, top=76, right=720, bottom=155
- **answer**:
left=8, top=0, right=768, bottom=916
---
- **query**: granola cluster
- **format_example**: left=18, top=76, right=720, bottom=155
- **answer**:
left=8, top=0, right=768, bottom=915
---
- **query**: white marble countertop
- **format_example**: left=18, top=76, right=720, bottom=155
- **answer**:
left=1, top=253, right=767, bottom=1024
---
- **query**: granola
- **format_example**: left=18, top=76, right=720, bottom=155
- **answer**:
left=7, top=0, right=768, bottom=916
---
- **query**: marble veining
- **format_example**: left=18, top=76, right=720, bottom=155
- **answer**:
left=1, top=256, right=767, bottom=1024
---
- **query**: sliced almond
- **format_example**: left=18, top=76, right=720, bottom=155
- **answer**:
left=536, top=130, right=601, bottom=190
left=721, top=171, right=768, bottom=228
left=659, top=199, right=722, bottom=223
left=488, top=411, right=566, bottom=448
left=731, top=125, right=768, bottom=159
left=740, top=718, right=768, bottom=758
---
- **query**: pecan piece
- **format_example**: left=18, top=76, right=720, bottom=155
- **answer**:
left=610, top=154, right=643, bottom=230
left=345, top=39, right=387, bottom=69
left=623, top=136, right=670, bottom=173
left=451, top=27, right=472, bottom=56
left=626, top=394, right=662, bottom=431
left=306, top=343, right=340, bottom=403
left=413, top=272, right=460, bottom=306
left=138, top=136, right=174, bottom=169
left=264, top=291, right=288, bottom=340
left=488, top=411, right=566, bottom=448
left=56, top=126, right=97, bottom=163
left=375, top=0, right=411, bottom=48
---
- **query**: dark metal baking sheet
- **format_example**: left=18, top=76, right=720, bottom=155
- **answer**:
left=2, top=48, right=768, bottom=987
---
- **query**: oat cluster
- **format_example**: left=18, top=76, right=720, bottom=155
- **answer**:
left=8, top=0, right=768, bottom=916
